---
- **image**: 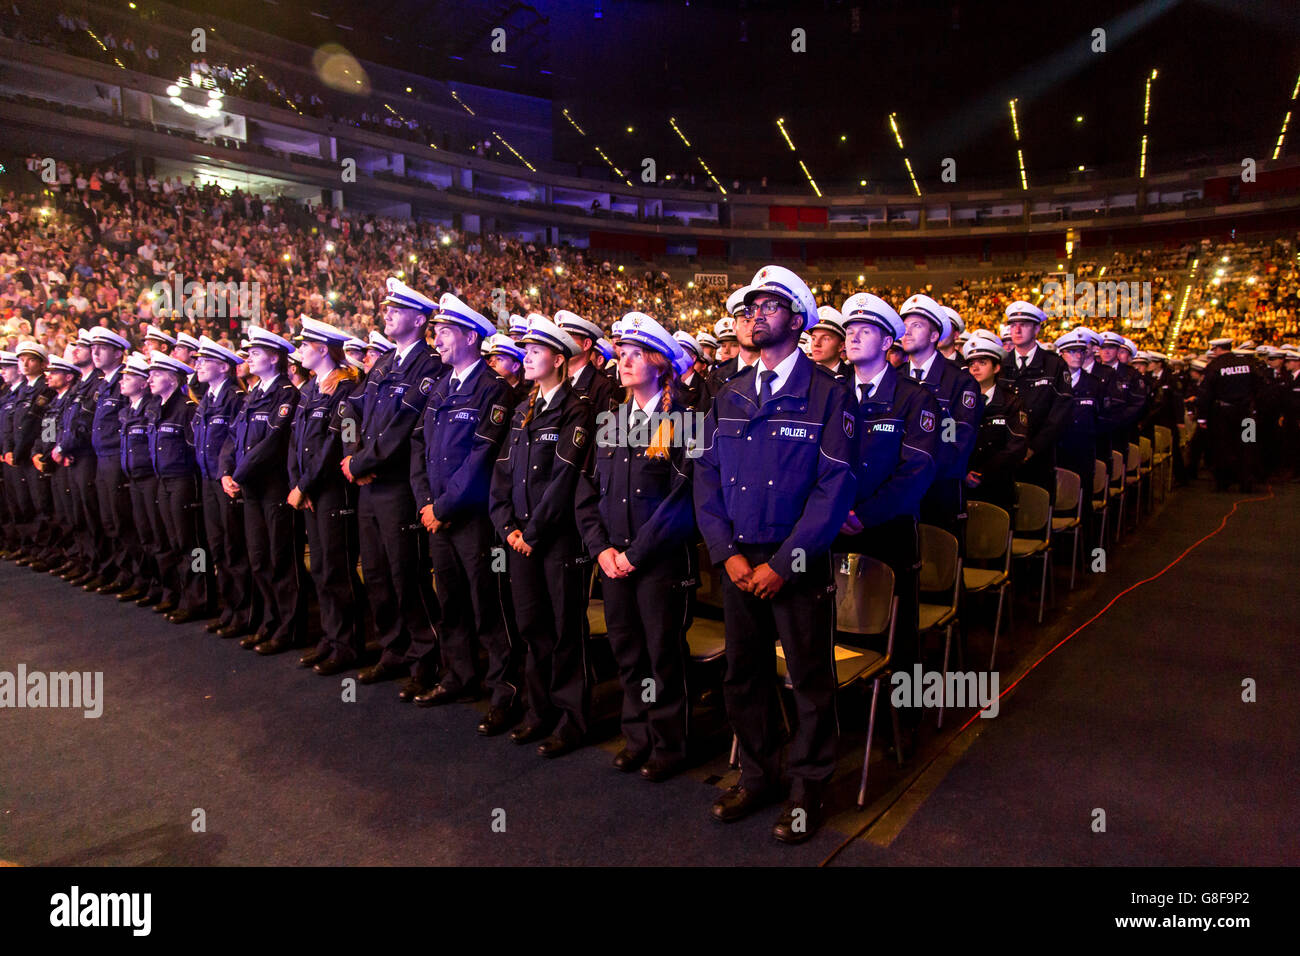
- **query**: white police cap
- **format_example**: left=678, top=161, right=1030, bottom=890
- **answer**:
left=941, top=306, right=966, bottom=336
left=746, top=266, right=819, bottom=331
left=1120, top=338, right=1138, bottom=356
left=1054, top=329, right=1091, bottom=351
left=725, top=286, right=753, bottom=317
left=713, top=316, right=737, bottom=342
left=15, top=340, right=47, bottom=360
left=382, top=276, right=436, bottom=314
left=963, top=329, right=1006, bottom=363
left=595, top=338, right=615, bottom=362
left=840, top=293, right=904, bottom=340
left=246, top=325, right=295, bottom=352
left=47, top=355, right=80, bottom=376
left=508, top=314, right=529, bottom=336
left=297, top=317, right=350, bottom=346
left=798, top=332, right=812, bottom=356
left=555, top=310, right=603, bottom=344
left=88, top=328, right=131, bottom=351
left=197, top=335, right=241, bottom=365
left=124, top=352, right=152, bottom=376
left=367, top=330, right=395, bottom=353
left=900, top=293, right=952, bottom=341
left=811, top=305, right=846, bottom=338
left=618, top=311, right=685, bottom=365
left=343, top=336, right=367, bottom=354
left=144, top=324, right=176, bottom=346
left=1099, top=330, right=1126, bottom=348
left=75, top=327, right=95, bottom=346
left=519, top=315, right=581, bottom=358
left=1004, top=301, right=1047, bottom=326
left=673, top=331, right=702, bottom=359
left=485, top=333, right=525, bottom=363
left=150, top=352, right=195, bottom=376
left=696, top=331, right=718, bottom=350
left=1209, top=337, right=1232, bottom=349
left=436, top=293, right=495, bottom=338
left=174, top=332, right=201, bottom=351
left=0, top=350, right=16, bottom=366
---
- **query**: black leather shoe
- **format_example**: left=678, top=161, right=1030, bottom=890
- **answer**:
left=313, top=656, right=354, bottom=676
left=255, top=636, right=296, bottom=655
left=116, top=587, right=143, bottom=602
left=135, top=593, right=160, bottom=608
left=215, top=623, right=250, bottom=639
left=397, top=678, right=426, bottom=702
left=299, top=648, right=330, bottom=668
left=153, top=601, right=177, bottom=615
left=413, top=683, right=462, bottom=707
left=205, top=619, right=228, bottom=634
left=711, top=785, right=778, bottom=824
left=68, top=569, right=96, bottom=585
left=239, top=630, right=270, bottom=649
left=510, top=722, right=548, bottom=745
left=772, top=800, right=823, bottom=845
left=82, top=575, right=109, bottom=591
left=477, top=706, right=516, bottom=736
left=612, top=748, right=650, bottom=773
left=28, top=561, right=50, bottom=573
left=537, top=734, right=581, bottom=759
left=14, top=554, right=35, bottom=567
left=50, top=562, right=75, bottom=577
left=167, top=607, right=203, bottom=625
left=641, top=755, right=687, bottom=783
left=357, top=662, right=405, bottom=685
left=97, top=580, right=128, bottom=595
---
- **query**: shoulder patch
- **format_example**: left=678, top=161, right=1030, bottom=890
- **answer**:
left=961, top=390, right=976, bottom=409
left=277, top=403, right=291, bottom=418
left=843, top=410, right=854, bottom=438
left=490, top=403, right=506, bottom=425
left=1019, top=410, right=1029, bottom=428
left=573, top=426, right=588, bottom=448
left=338, top=400, right=348, bottom=416
left=919, top=409, right=936, bottom=432
left=419, top=377, right=434, bottom=395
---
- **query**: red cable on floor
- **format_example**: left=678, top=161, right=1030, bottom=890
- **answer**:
left=820, top=484, right=1276, bottom=867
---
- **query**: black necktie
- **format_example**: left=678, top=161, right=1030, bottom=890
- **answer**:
left=1019, top=355, right=1028, bottom=371
left=912, top=367, right=922, bottom=381
left=858, top=383, right=870, bottom=404
left=758, top=369, right=776, bottom=406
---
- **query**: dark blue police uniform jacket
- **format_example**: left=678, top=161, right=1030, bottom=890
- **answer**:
left=851, top=364, right=940, bottom=529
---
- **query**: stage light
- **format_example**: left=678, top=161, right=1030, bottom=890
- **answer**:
left=839, top=135, right=847, bottom=142
left=776, top=118, right=796, bottom=152
left=441, top=235, right=451, bottom=245
left=405, top=87, right=412, bottom=93
left=325, top=243, right=334, bottom=253
left=687, top=281, right=694, bottom=289
left=409, top=254, right=417, bottom=262
left=528, top=287, right=538, bottom=296
left=1075, top=115, right=1083, bottom=123
left=857, top=275, right=865, bottom=284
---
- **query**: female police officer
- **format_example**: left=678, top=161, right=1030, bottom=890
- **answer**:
left=147, top=351, right=208, bottom=623
left=291, top=317, right=367, bottom=675
left=118, top=352, right=164, bottom=607
left=963, top=330, right=1027, bottom=514
left=489, top=315, right=595, bottom=758
left=575, top=312, right=697, bottom=781
left=220, top=326, right=303, bottom=654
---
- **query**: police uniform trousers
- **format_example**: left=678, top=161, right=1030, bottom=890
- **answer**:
left=3, top=462, right=29, bottom=549
left=157, top=475, right=207, bottom=612
left=94, top=455, right=137, bottom=584
left=302, top=480, right=366, bottom=663
left=358, top=479, right=440, bottom=680
left=17, top=461, right=54, bottom=553
left=1209, top=402, right=1256, bottom=491
left=243, top=486, right=304, bottom=644
left=0, top=466, right=12, bottom=547
left=127, top=475, right=163, bottom=597
left=600, top=545, right=692, bottom=761
left=201, top=478, right=256, bottom=630
left=506, top=536, right=590, bottom=741
left=1017, top=449, right=1057, bottom=503
left=722, top=545, right=837, bottom=804
left=428, top=512, right=516, bottom=707
left=921, top=477, right=967, bottom=557
left=65, top=456, right=100, bottom=571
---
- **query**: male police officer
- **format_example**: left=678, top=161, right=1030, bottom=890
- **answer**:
left=84, top=328, right=138, bottom=594
left=1054, top=329, right=1108, bottom=554
left=809, top=306, right=851, bottom=380
left=410, top=293, right=518, bottom=731
left=837, top=292, right=939, bottom=690
left=342, top=277, right=445, bottom=701
left=901, top=295, right=983, bottom=551
left=707, top=287, right=757, bottom=392
left=694, top=265, right=855, bottom=844
left=557, top=310, right=616, bottom=415
left=1197, top=336, right=1261, bottom=492
left=1000, top=301, right=1072, bottom=497
left=1098, top=331, right=1148, bottom=452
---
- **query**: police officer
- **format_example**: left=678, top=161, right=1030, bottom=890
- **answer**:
left=1098, top=331, right=1148, bottom=452
left=694, top=265, right=856, bottom=844
left=365, top=330, right=395, bottom=374
left=0, top=351, right=19, bottom=558
left=142, top=324, right=175, bottom=357
left=938, top=307, right=966, bottom=364
left=343, top=337, right=369, bottom=381
left=50, top=343, right=99, bottom=582
left=83, top=330, right=139, bottom=595
left=485, top=333, right=529, bottom=407
left=1284, top=348, right=1300, bottom=479
left=220, top=325, right=303, bottom=652
left=119, top=352, right=165, bottom=606
left=836, top=292, right=939, bottom=685
left=1142, top=352, right=1188, bottom=487
left=1053, top=329, right=1108, bottom=552
left=707, top=288, right=759, bottom=392
left=147, top=352, right=207, bottom=622
left=409, top=294, right=517, bottom=729
left=341, top=278, right=444, bottom=701
left=809, top=305, right=851, bottom=380
left=964, top=331, right=1028, bottom=514
left=489, top=315, right=595, bottom=757
left=558, top=310, right=616, bottom=415
left=1000, top=301, right=1071, bottom=497
left=7, top=342, right=56, bottom=569
left=696, top=331, right=719, bottom=366
left=575, top=312, right=697, bottom=781
left=33, top=356, right=81, bottom=573
left=901, top=295, right=983, bottom=552
left=192, top=336, right=256, bottom=638
left=174, top=332, right=206, bottom=402
left=1197, top=337, right=1261, bottom=492
left=290, top=317, right=367, bottom=675
left=673, top=331, right=711, bottom=411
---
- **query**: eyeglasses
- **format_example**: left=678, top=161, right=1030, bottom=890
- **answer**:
left=745, top=299, right=789, bottom=318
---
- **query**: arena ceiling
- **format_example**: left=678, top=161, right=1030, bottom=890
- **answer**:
left=170, top=0, right=1300, bottom=192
